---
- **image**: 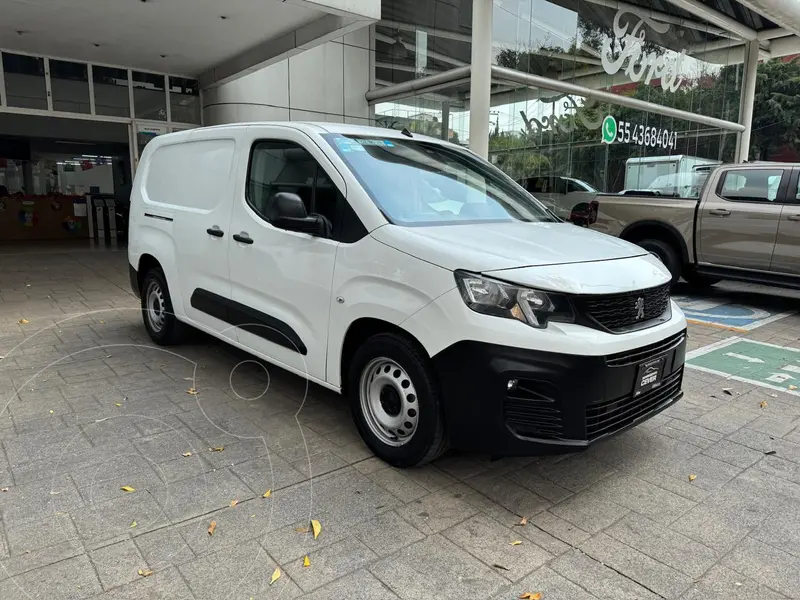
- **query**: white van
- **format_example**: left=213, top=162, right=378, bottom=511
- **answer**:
left=128, top=123, right=687, bottom=467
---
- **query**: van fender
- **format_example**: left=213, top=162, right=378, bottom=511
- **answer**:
left=134, top=227, right=186, bottom=319
left=325, top=275, right=451, bottom=388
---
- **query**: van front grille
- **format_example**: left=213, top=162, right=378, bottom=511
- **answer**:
left=579, top=283, right=671, bottom=332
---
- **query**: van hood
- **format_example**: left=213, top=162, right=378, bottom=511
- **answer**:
left=371, top=221, right=647, bottom=273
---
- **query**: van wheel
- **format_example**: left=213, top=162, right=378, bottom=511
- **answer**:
left=638, top=239, right=681, bottom=284
left=348, top=333, right=448, bottom=468
left=141, top=267, right=185, bottom=345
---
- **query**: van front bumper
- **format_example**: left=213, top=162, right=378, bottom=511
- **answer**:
left=431, top=330, right=686, bottom=455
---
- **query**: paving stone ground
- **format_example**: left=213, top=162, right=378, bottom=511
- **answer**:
left=1, top=242, right=799, bottom=599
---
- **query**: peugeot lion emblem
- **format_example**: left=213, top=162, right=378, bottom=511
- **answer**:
left=635, top=297, right=645, bottom=320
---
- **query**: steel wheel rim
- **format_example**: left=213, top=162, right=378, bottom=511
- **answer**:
left=145, top=280, right=166, bottom=333
left=359, top=357, right=419, bottom=447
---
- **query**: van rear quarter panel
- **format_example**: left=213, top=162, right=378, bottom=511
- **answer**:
left=590, top=194, right=697, bottom=262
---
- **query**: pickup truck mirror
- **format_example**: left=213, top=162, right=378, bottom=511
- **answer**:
left=266, top=192, right=330, bottom=237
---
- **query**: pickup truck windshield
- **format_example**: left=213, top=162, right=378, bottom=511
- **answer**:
left=323, top=134, right=556, bottom=226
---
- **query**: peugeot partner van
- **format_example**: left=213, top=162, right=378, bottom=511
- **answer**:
left=128, top=123, right=687, bottom=467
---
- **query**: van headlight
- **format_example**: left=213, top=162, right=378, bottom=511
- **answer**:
left=455, top=271, right=574, bottom=329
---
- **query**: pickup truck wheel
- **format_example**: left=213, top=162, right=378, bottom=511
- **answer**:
left=140, top=267, right=186, bottom=345
left=638, top=239, right=681, bottom=284
left=349, top=333, right=448, bottom=468
left=683, top=272, right=721, bottom=288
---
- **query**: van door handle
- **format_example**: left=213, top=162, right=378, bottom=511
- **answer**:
left=788, top=214, right=800, bottom=221
left=233, top=232, right=254, bottom=244
left=709, top=208, right=731, bottom=216
left=206, top=227, right=224, bottom=237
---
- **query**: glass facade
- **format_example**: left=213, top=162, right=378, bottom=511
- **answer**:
left=2, top=53, right=47, bottom=110
left=0, top=50, right=201, bottom=127
left=50, top=59, right=90, bottom=114
left=93, top=66, right=131, bottom=118
left=372, top=0, right=761, bottom=208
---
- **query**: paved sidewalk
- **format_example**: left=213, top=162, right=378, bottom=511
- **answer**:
left=1, top=244, right=799, bottom=599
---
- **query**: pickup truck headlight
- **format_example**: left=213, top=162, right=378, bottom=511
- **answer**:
left=454, top=271, right=574, bottom=329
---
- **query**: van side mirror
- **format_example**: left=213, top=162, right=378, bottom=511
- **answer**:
left=266, top=192, right=329, bottom=237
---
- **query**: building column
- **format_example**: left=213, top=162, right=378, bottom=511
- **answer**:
left=736, top=40, right=759, bottom=163
left=469, top=0, right=493, bottom=158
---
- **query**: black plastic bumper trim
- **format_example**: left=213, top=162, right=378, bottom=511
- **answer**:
left=129, top=264, right=140, bottom=298
left=432, top=332, right=686, bottom=456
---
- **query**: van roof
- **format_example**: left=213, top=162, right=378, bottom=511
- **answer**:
left=171, top=121, right=448, bottom=144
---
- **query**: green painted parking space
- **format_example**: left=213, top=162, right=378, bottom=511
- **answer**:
left=687, top=337, right=800, bottom=396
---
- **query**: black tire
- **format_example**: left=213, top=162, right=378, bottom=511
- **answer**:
left=683, top=271, right=721, bottom=288
left=637, top=239, right=682, bottom=284
left=140, top=267, right=185, bottom=345
left=348, top=333, right=448, bottom=468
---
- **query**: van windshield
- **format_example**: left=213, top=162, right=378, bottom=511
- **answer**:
left=323, top=134, right=556, bottom=226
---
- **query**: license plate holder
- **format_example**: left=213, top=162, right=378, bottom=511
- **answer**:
left=634, top=356, right=666, bottom=397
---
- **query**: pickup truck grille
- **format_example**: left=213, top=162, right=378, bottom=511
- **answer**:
left=580, top=283, right=671, bottom=332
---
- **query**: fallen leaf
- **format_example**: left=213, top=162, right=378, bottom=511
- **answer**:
left=208, top=521, right=217, bottom=536
left=186, top=388, right=198, bottom=395
left=790, top=385, right=798, bottom=391
left=182, top=451, right=192, bottom=457
left=115, top=403, right=122, bottom=407
left=19, top=319, right=29, bottom=325
left=760, top=400, right=768, bottom=409
left=138, top=569, right=153, bottom=577
left=517, top=516, right=528, bottom=527
left=120, top=486, right=136, bottom=492
left=270, top=567, right=281, bottom=585
left=0, top=487, right=8, bottom=492
left=519, top=593, right=542, bottom=600
left=722, top=388, right=733, bottom=396
left=295, top=526, right=310, bottom=533
left=311, top=519, right=322, bottom=540
left=230, top=499, right=238, bottom=507
left=771, top=393, right=778, bottom=398
left=511, top=540, right=523, bottom=546
left=765, top=450, right=777, bottom=456
left=492, top=563, right=510, bottom=571
left=130, top=520, right=137, bottom=528
left=210, top=446, right=224, bottom=452
left=99, top=320, right=106, bottom=324
left=49, top=410, right=54, bottom=414
left=262, top=489, right=272, bottom=498
left=688, top=474, right=697, bottom=482
left=303, top=555, right=311, bottom=568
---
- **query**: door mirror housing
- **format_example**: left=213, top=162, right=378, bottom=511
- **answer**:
left=266, top=192, right=329, bottom=237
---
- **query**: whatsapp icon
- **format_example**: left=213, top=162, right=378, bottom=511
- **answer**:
left=601, top=116, right=617, bottom=144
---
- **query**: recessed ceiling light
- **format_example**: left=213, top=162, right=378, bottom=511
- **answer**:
left=220, top=15, right=228, bottom=20
left=93, top=43, right=101, bottom=47
left=160, top=54, right=167, bottom=58
left=16, top=30, right=26, bottom=36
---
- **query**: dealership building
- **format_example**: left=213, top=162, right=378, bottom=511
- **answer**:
left=1, top=0, right=800, bottom=240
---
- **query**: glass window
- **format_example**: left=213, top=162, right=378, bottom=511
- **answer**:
left=720, top=169, right=784, bottom=202
left=169, top=77, right=200, bottom=124
left=49, top=59, right=90, bottom=114
left=2, top=53, right=47, bottom=110
left=247, top=141, right=352, bottom=239
left=93, top=66, right=130, bottom=117
left=325, top=134, right=556, bottom=226
left=132, top=71, right=166, bottom=121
